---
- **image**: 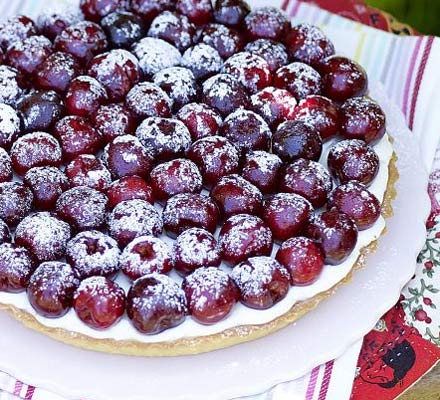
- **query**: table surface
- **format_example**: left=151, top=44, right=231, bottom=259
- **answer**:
left=400, top=363, right=440, bottom=399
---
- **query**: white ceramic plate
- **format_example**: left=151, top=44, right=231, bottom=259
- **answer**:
left=0, top=82, right=430, bottom=400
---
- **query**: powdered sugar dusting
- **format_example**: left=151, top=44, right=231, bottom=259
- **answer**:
left=276, top=62, right=322, bottom=100
left=181, top=44, right=223, bottom=80
left=0, top=103, right=20, bottom=144
left=245, top=39, right=288, bottom=72
left=0, top=67, right=23, bottom=106
left=0, top=243, right=35, bottom=291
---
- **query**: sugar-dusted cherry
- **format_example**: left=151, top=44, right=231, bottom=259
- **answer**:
left=211, top=174, right=263, bottom=218
left=0, top=103, right=20, bottom=149
left=213, top=0, right=250, bottom=26
left=0, top=220, right=10, bottom=244
left=80, top=0, right=128, bottom=22
left=306, top=208, right=358, bottom=265
left=10, top=132, right=62, bottom=176
left=153, top=67, right=198, bottom=112
left=66, top=230, right=121, bottom=279
left=220, top=109, right=272, bottom=155
left=182, top=267, right=238, bottom=324
left=27, top=261, right=80, bottom=318
left=276, top=236, right=325, bottom=285
left=127, top=273, right=187, bottom=334
left=177, top=102, right=222, bottom=141
left=162, top=193, right=220, bottom=238
left=263, top=193, right=312, bottom=241
left=0, top=243, right=35, bottom=293
left=197, top=23, right=244, bottom=59
left=37, top=6, right=84, bottom=40
left=66, top=154, right=112, bottom=192
left=232, top=256, right=290, bottom=309
left=293, top=95, right=340, bottom=142
left=202, top=73, right=249, bottom=117
left=173, top=228, right=221, bottom=276
left=280, top=158, right=333, bottom=208
left=88, top=49, right=140, bottom=102
left=107, top=199, right=163, bottom=247
left=0, top=149, right=12, bottom=183
left=0, top=182, right=33, bottom=226
left=148, top=11, right=196, bottom=52
left=319, top=56, right=368, bottom=102
left=340, top=97, right=386, bottom=144
left=56, top=186, right=109, bottom=231
left=17, top=90, right=65, bottom=133
left=54, top=21, right=108, bottom=64
left=285, top=24, right=335, bottom=68
left=328, top=181, right=381, bottom=230
left=219, top=214, right=273, bottom=265
left=135, top=117, right=192, bottom=162
left=120, top=236, right=172, bottom=280
left=132, top=37, right=181, bottom=78
left=241, top=151, right=282, bottom=194
left=0, top=66, right=23, bottom=107
left=181, top=44, right=223, bottom=81
left=0, top=16, right=37, bottom=51
left=5, top=36, right=52, bottom=77
left=327, top=139, right=380, bottom=186
left=34, top=52, right=81, bottom=93
left=101, top=11, right=145, bottom=49
left=65, top=75, right=108, bottom=117
left=54, top=116, right=103, bottom=161
left=245, top=39, right=288, bottom=73
left=125, top=82, right=172, bottom=119
left=130, top=0, right=175, bottom=22
left=187, top=136, right=240, bottom=186
left=274, top=62, right=322, bottom=101
left=177, top=0, right=213, bottom=25
left=103, top=135, right=153, bottom=179
left=92, top=103, right=136, bottom=143
left=244, top=7, right=290, bottom=42
left=273, top=120, right=322, bottom=163
left=107, top=176, right=154, bottom=209
left=222, top=51, right=272, bottom=94
left=74, top=276, right=126, bottom=330
left=24, top=166, right=69, bottom=211
left=150, top=158, right=202, bottom=202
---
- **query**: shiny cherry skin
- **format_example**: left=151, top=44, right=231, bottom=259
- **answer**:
left=66, top=154, right=112, bottom=192
left=107, top=176, right=154, bottom=209
left=0, top=182, right=33, bottom=226
left=263, top=193, right=312, bottom=242
left=130, top=0, right=175, bottom=22
left=244, top=7, right=290, bottom=42
left=245, top=39, right=288, bottom=73
left=27, top=261, right=80, bottom=318
left=213, top=0, right=250, bottom=26
left=127, top=273, right=187, bottom=334
left=232, top=256, right=290, bottom=309
left=306, top=208, right=358, bottom=265
left=101, top=11, right=145, bottom=49
left=182, top=267, right=238, bottom=324
left=177, top=103, right=222, bottom=141
left=273, top=120, right=322, bottom=163
left=328, top=181, right=381, bottom=230
left=126, top=82, right=172, bottom=120
left=176, top=0, right=213, bottom=25
left=0, top=243, right=35, bottom=293
left=181, top=44, right=223, bottom=81
left=74, top=276, right=126, bottom=330
left=80, top=0, right=128, bottom=22
left=92, top=103, right=136, bottom=143
left=197, top=23, right=244, bottom=59
left=276, top=236, right=325, bottom=285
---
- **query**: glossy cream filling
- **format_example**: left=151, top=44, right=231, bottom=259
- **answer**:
left=0, top=135, right=393, bottom=343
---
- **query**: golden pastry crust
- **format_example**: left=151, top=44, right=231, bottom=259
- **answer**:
left=0, top=154, right=398, bottom=357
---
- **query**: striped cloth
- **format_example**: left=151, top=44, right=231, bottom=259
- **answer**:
left=1, top=1, right=440, bottom=400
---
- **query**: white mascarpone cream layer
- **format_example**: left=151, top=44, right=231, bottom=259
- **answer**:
left=0, top=134, right=393, bottom=343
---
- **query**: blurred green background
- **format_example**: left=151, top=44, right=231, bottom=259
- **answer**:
left=366, top=0, right=440, bottom=35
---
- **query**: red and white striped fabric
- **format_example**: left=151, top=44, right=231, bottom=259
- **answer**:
left=1, top=1, right=440, bottom=399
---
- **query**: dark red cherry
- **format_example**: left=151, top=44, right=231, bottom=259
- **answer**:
left=182, top=267, right=238, bottom=324
left=101, top=11, right=146, bottom=49
left=213, top=0, right=250, bottom=26
left=319, top=56, right=368, bottom=102
left=130, top=0, right=175, bottom=22
left=92, top=103, right=136, bottom=143
left=0, top=182, right=33, bottom=226
left=125, top=82, right=172, bottom=119
left=74, top=276, right=126, bottom=330
left=340, top=97, right=386, bottom=144
left=37, top=7, right=83, bottom=40
left=177, top=102, right=222, bottom=141
left=127, top=274, right=187, bottom=334
left=162, top=193, right=220, bottom=238
left=328, top=181, right=381, bottom=230
left=306, top=208, right=358, bottom=265
left=241, top=151, right=282, bottom=194
left=197, top=23, right=244, bottom=59
left=187, top=136, right=240, bottom=186
left=66, top=154, right=112, bottom=192
left=327, top=139, right=379, bottom=186
left=176, top=0, right=213, bottom=25
left=181, top=44, right=223, bottom=81
left=172, top=228, right=221, bottom=276
left=0, top=243, right=35, bottom=293
left=273, top=120, right=322, bottom=162
left=245, top=39, right=288, bottom=73
left=232, top=256, right=290, bottom=309
left=280, top=158, right=333, bottom=208
left=263, top=193, right=312, bottom=242
left=107, top=176, right=154, bottom=209
left=0, top=16, right=37, bottom=51
left=120, top=236, right=172, bottom=280
left=244, top=7, right=290, bottom=42
left=27, top=261, right=79, bottom=318
left=285, top=24, right=335, bottom=68
left=276, top=236, right=325, bottom=285
left=80, top=0, right=128, bottom=22
left=219, top=214, right=273, bottom=265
